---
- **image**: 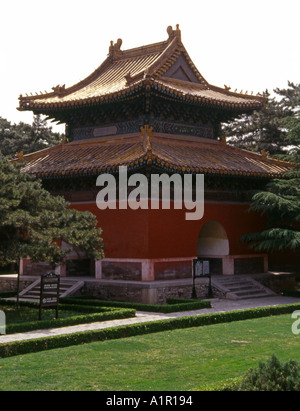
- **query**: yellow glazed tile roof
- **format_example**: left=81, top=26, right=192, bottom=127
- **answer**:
left=20, top=133, right=293, bottom=179
left=18, top=25, right=265, bottom=112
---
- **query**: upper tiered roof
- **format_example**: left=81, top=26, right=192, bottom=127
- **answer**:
left=18, top=25, right=265, bottom=114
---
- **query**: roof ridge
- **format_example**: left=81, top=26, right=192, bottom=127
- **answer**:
left=110, top=40, right=169, bottom=60
left=148, top=34, right=209, bottom=87
left=209, top=84, right=266, bottom=102
left=225, top=142, right=297, bottom=166
left=19, top=55, right=114, bottom=103
left=155, top=76, right=207, bottom=90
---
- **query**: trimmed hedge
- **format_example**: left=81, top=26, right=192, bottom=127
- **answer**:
left=0, top=291, right=17, bottom=298
left=0, top=297, right=135, bottom=314
left=281, top=290, right=300, bottom=298
left=0, top=298, right=116, bottom=313
left=1, top=302, right=300, bottom=359
left=0, top=299, right=136, bottom=334
left=5, top=308, right=136, bottom=335
left=61, top=297, right=212, bottom=313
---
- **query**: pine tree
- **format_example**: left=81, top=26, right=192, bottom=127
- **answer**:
left=0, top=153, right=104, bottom=269
left=240, top=84, right=300, bottom=252
left=222, top=92, right=291, bottom=155
left=240, top=169, right=300, bottom=252
left=222, top=83, right=300, bottom=156
left=31, top=114, right=62, bottom=148
left=0, top=115, right=63, bottom=157
left=280, top=83, right=300, bottom=162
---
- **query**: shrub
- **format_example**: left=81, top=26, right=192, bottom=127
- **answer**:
left=0, top=291, right=17, bottom=298
left=281, top=290, right=300, bottom=298
left=61, top=297, right=211, bottom=313
left=237, top=355, right=300, bottom=391
left=5, top=307, right=136, bottom=334
left=0, top=299, right=136, bottom=334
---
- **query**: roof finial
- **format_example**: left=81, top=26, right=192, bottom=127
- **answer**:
left=52, top=84, right=66, bottom=96
left=167, top=24, right=181, bottom=42
left=109, top=38, right=123, bottom=58
left=167, top=26, right=173, bottom=38
left=125, top=72, right=133, bottom=86
left=220, top=136, right=227, bottom=145
left=15, top=151, right=25, bottom=162
left=141, top=124, right=153, bottom=139
left=261, top=150, right=269, bottom=158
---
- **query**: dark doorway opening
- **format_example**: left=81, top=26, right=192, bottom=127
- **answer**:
left=66, top=259, right=94, bottom=277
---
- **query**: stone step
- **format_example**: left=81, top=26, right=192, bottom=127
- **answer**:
left=27, top=286, right=72, bottom=294
left=19, top=295, right=39, bottom=300
left=227, top=291, right=272, bottom=300
left=26, top=291, right=59, bottom=296
left=217, top=279, right=254, bottom=285
left=226, top=285, right=259, bottom=291
left=212, top=275, right=276, bottom=300
left=234, top=289, right=267, bottom=297
left=18, top=279, right=84, bottom=301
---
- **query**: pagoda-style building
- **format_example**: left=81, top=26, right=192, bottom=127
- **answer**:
left=18, top=25, right=294, bottom=302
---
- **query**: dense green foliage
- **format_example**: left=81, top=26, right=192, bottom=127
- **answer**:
left=0, top=300, right=135, bottom=334
left=237, top=355, right=300, bottom=391
left=240, top=169, right=300, bottom=252
left=61, top=297, right=211, bottom=313
left=0, top=115, right=63, bottom=157
left=223, top=82, right=300, bottom=157
left=0, top=152, right=104, bottom=268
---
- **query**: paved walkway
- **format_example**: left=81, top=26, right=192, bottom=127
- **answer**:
left=1, top=295, right=300, bottom=345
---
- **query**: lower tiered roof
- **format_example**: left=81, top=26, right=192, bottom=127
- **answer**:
left=19, top=132, right=293, bottom=179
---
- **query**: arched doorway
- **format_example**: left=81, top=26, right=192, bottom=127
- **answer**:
left=197, top=220, right=229, bottom=275
left=197, top=220, right=229, bottom=256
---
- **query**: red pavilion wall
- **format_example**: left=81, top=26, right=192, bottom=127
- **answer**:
left=22, top=200, right=297, bottom=280
left=71, top=201, right=266, bottom=259
left=69, top=201, right=298, bottom=280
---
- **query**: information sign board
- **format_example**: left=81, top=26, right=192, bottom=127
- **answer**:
left=39, top=272, right=60, bottom=320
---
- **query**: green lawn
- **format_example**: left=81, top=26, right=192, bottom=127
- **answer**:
left=0, top=314, right=299, bottom=391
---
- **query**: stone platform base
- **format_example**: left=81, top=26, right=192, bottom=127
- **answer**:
left=0, top=271, right=295, bottom=305
left=81, top=278, right=225, bottom=304
left=250, top=271, right=296, bottom=293
left=0, top=275, right=222, bottom=304
left=21, top=254, right=269, bottom=281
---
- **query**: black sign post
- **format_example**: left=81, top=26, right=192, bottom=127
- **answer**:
left=39, top=272, right=60, bottom=321
left=192, top=258, right=213, bottom=299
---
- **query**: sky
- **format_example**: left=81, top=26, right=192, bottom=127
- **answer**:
left=0, top=0, right=299, bottom=133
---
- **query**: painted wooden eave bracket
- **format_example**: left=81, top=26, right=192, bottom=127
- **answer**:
left=141, top=125, right=154, bottom=164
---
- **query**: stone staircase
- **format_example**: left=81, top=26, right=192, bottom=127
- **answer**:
left=18, top=278, right=84, bottom=302
left=212, top=275, right=276, bottom=300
